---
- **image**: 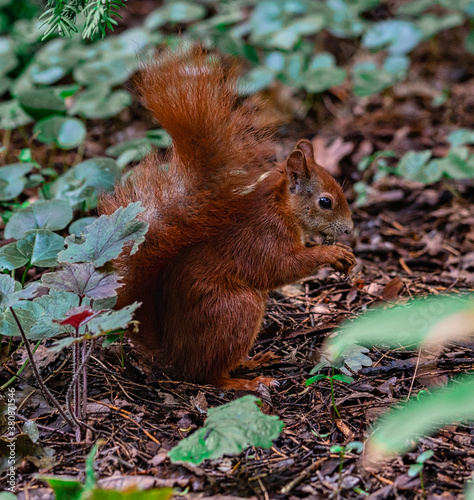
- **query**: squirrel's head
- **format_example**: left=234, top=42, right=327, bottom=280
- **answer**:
left=285, top=139, right=353, bottom=243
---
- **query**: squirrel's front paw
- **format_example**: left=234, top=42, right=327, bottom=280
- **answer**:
left=328, top=246, right=357, bottom=274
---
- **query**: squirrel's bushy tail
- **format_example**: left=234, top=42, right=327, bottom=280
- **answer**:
left=135, top=45, right=274, bottom=187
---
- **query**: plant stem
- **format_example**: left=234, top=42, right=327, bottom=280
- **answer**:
left=0, top=340, right=41, bottom=390
left=10, top=306, right=74, bottom=427
left=420, top=470, right=426, bottom=498
left=21, top=261, right=32, bottom=286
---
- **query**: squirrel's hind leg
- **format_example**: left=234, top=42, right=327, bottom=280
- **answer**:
left=166, top=287, right=268, bottom=387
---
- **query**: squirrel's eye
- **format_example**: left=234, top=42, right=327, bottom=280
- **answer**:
left=319, top=197, right=332, bottom=210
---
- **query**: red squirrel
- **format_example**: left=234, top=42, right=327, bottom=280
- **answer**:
left=99, top=46, right=356, bottom=390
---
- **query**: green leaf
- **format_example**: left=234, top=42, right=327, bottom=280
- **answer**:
left=29, top=291, right=79, bottom=340
left=41, top=477, right=83, bottom=500
left=88, top=302, right=141, bottom=334
left=17, top=85, right=80, bottom=120
left=42, top=263, right=122, bottom=300
left=341, top=344, right=373, bottom=373
left=417, top=450, right=434, bottom=463
left=90, top=488, right=174, bottom=500
left=395, top=150, right=434, bottom=182
left=0, top=100, right=33, bottom=130
left=304, top=66, right=346, bottom=93
left=408, top=463, right=423, bottom=477
left=145, top=2, right=206, bottom=27
left=237, top=67, right=275, bottom=95
left=325, top=294, right=474, bottom=361
left=362, top=20, right=423, bottom=54
left=58, top=203, right=148, bottom=267
left=0, top=492, right=17, bottom=500
left=367, top=374, right=474, bottom=459
left=268, top=15, right=326, bottom=49
left=306, top=374, right=329, bottom=386
left=69, top=217, right=97, bottom=236
left=0, top=163, right=34, bottom=201
left=34, top=116, right=86, bottom=150
left=5, top=200, right=73, bottom=240
left=346, top=441, right=364, bottom=453
left=431, top=150, right=474, bottom=180
left=70, top=85, right=132, bottom=120
left=168, top=395, right=283, bottom=465
left=416, top=14, right=464, bottom=40
left=0, top=242, right=29, bottom=270
left=332, top=374, right=354, bottom=384
left=448, top=129, right=474, bottom=147
left=17, top=229, right=64, bottom=268
left=352, top=62, right=396, bottom=97
left=0, top=301, right=44, bottom=337
left=0, top=275, right=40, bottom=309
left=49, top=157, right=121, bottom=209
left=73, top=56, right=136, bottom=86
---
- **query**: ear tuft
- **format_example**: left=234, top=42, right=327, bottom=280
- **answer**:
left=295, top=139, right=314, bottom=160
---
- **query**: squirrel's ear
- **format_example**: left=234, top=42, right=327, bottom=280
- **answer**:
left=295, top=139, right=314, bottom=160
left=286, top=150, right=309, bottom=194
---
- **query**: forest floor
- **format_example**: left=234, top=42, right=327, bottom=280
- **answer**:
left=2, top=3, right=474, bottom=499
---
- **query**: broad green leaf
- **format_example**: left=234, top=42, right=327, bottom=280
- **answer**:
left=0, top=275, right=40, bottom=308
left=49, top=158, right=121, bottom=209
left=431, top=150, right=474, bottom=180
left=0, top=99, right=33, bottom=130
left=168, top=395, right=283, bottom=465
left=5, top=200, right=73, bottom=239
left=306, top=374, right=329, bottom=386
left=366, top=374, right=474, bottom=460
left=304, top=66, right=346, bottom=93
left=17, top=85, right=80, bottom=120
left=448, top=129, right=474, bottom=147
left=34, top=116, right=86, bottom=150
left=0, top=301, right=44, bottom=337
left=88, top=302, right=141, bottom=334
left=0, top=242, right=29, bottom=270
left=70, top=85, right=132, bottom=120
left=58, top=203, right=148, bottom=267
left=325, top=294, right=474, bottom=360
left=269, top=15, right=326, bottom=49
left=42, top=263, right=122, bottom=300
left=73, top=56, right=136, bottom=86
left=17, top=229, right=64, bottom=267
left=352, top=63, right=396, bottom=97
left=340, top=344, right=372, bottom=374
left=0, top=163, right=34, bottom=201
left=362, top=20, right=423, bottom=54
left=0, top=492, right=17, bottom=500
left=396, top=0, right=433, bottom=16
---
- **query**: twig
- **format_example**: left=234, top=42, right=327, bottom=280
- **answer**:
left=10, top=307, right=74, bottom=428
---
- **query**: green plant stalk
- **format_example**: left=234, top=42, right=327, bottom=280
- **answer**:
left=21, top=261, right=32, bottom=286
left=0, top=340, right=41, bottom=390
left=10, top=306, right=74, bottom=427
left=420, top=470, right=426, bottom=498
left=331, top=368, right=341, bottom=419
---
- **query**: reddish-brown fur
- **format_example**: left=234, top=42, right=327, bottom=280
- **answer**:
left=99, top=46, right=356, bottom=389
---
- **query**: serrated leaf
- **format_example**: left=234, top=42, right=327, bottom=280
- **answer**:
left=341, top=344, right=373, bottom=373
left=29, top=291, right=79, bottom=340
left=0, top=301, right=44, bottom=337
left=42, top=263, right=122, bottom=300
left=17, top=230, right=64, bottom=268
left=58, top=203, right=148, bottom=266
left=88, top=302, right=141, bottom=334
left=49, top=157, right=120, bottom=209
left=168, top=395, right=283, bottom=465
left=0, top=275, right=41, bottom=308
left=5, top=200, right=73, bottom=240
